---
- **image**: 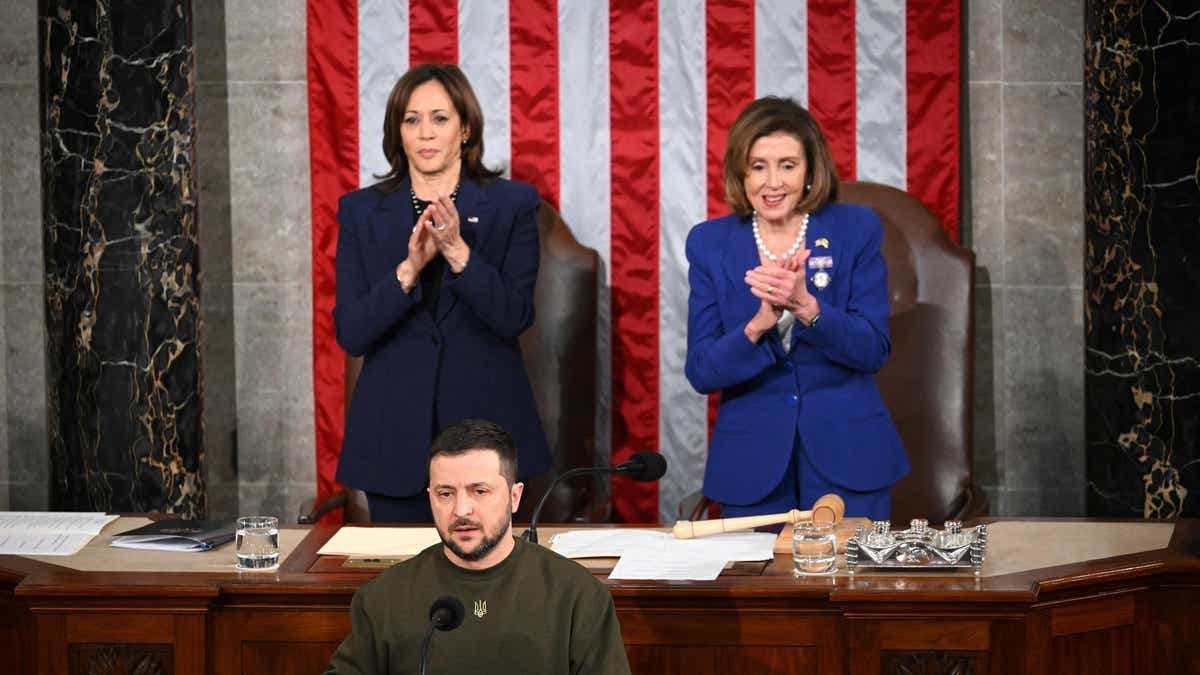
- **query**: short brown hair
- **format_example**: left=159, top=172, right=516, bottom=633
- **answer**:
left=378, top=63, right=501, bottom=189
left=429, top=419, right=518, bottom=486
left=723, top=97, right=839, bottom=216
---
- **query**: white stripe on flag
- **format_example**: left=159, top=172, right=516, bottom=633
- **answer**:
left=755, top=0, right=808, bottom=105
left=658, top=0, right=709, bottom=524
left=557, top=1, right=613, bottom=480
left=855, top=0, right=906, bottom=188
left=459, top=0, right=511, bottom=176
left=358, top=0, right=409, bottom=188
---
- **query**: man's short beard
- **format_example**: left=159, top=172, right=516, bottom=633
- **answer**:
left=440, top=506, right=513, bottom=562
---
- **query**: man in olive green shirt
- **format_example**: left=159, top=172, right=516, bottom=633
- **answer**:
left=325, top=419, right=631, bottom=675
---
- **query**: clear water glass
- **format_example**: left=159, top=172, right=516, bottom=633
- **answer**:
left=236, top=516, right=280, bottom=569
left=792, top=521, right=837, bottom=575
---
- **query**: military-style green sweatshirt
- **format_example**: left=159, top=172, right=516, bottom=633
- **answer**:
left=325, top=537, right=632, bottom=675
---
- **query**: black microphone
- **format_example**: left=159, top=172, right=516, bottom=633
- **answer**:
left=523, top=451, right=668, bottom=544
left=420, top=596, right=464, bottom=675
left=616, top=450, right=668, bottom=482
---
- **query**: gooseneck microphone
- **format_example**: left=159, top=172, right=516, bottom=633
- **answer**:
left=523, top=451, right=668, bottom=544
left=420, top=596, right=465, bottom=675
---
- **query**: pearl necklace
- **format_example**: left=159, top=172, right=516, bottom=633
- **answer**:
left=410, top=184, right=460, bottom=210
left=752, top=212, right=809, bottom=263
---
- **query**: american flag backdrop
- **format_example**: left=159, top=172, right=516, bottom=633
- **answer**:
left=307, top=0, right=960, bottom=524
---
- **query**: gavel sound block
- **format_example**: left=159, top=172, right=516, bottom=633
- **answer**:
left=672, top=493, right=846, bottom=539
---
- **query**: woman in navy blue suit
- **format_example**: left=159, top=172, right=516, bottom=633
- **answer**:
left=333, top=64, right=550, bottom=522
left=685, top=97, right=909, bottom=521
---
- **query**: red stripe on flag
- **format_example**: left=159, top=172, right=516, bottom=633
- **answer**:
left=609, top=0, right=659, bottom=523
left=907, top=0, right=961, bottom=240
left=706, top=0, right=755, bottom=220
left=705, top=0, right=756, bottom=439
left=807, top=0, right=856, bottom=181
left=509, top=0, right=560, bottom=206
left=409, top=2, right=457, bottom=65
left=307, top=0, right=359, bottom=524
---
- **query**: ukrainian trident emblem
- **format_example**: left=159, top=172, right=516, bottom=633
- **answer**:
left=473, top=600, right=487, bottom=618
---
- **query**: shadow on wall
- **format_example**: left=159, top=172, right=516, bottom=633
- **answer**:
left=193, top=0, right=238, bottom=522
left=973, top=265, right=1000, bottom=511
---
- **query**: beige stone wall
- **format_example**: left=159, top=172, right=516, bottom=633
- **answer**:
left=194, top=0, right=315, bottom=522
left=968, top=0, right=1085, bottom=515
left=0, top=0, right=47, bottom=510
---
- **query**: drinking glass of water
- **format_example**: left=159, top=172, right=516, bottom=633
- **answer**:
left=792, top=521, right=837, bottom=575
left=236, top=516, right=280, bottom=570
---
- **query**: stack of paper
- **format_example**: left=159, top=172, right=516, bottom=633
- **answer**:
left=317, top=527, right=443, bottom=558
left=550, top=529, right=777, bottom=581
left=0, top=512, right=119, bottom=556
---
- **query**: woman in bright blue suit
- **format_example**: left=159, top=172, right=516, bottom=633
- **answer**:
left=333, top=64, right=550, bottom=522
left=685, top=97, right=908, bottom=520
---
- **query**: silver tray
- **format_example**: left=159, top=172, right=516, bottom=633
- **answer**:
left=844, top=519, right=988, bottom=575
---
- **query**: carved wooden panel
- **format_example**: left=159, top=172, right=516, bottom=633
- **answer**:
left=1051, top=625, right=1133, bottom=675
left=69, top=643, right=173, bottom=675
left=0, top=591, right=26, bottom=674
left=627, top=646, right=818, bottom=675
left=1, top=629, right=18, bottom=674
left=880, top=650, right=984, bottom=675
left=240, top=642, right=341, bottom=675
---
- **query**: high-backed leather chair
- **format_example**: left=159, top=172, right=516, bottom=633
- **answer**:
left=682, top=181, right=986, bottom=524
left=838, top=181, right=986, bottom=523
left=301, top=199, right=601, bottom=524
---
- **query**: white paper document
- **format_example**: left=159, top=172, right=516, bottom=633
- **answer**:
left=609, top=552, right=729, bottom=581
left=0, top=512, right=118, bottom=536
left=0, top=512, right=118, bottom=556
left=0, top=533, right=97, bottom=556
left=317, top=527, right=443, bottom=557
left=551, top=529, right=777, bottom=562
left=549, top=529, right=674, bottom=558
left=550, top=529, right=777, bottom=581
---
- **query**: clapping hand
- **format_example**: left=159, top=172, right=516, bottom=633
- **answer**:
left=744, top=247, right=820, bottom=319
left=743, top=251, right=819, bottom=340
left=423, top=192, right=471, bottom=273
left=395, top=204, right=439, bottom=292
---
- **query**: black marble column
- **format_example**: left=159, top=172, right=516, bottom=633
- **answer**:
left=39, top=1, right=204, bottom=516
left=1085, top=1, right=1200, bottom=517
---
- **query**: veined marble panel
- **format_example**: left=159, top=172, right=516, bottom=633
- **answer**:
left=40, top=1, right=204, bottom=516
left=1084, top=0, right=1200, bottom=518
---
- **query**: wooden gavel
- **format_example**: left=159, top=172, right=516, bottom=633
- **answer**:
left=672, top=493, right=845, bottom=539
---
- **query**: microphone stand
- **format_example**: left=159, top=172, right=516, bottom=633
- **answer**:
left=523, top=466, right=609, bottom=544
left=523, top=452, right=666, bottom=545
left=419, top=624, right=436, bottom=675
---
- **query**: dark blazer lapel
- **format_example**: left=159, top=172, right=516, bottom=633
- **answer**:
left=435, top=179, right=492, bottom=324
left=374, top=177, right=414, bottom=242
left=721, top=218, right=759, bottom=316
left=371, top=178, right=437, bottom=332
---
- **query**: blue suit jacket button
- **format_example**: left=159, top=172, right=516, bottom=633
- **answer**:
left=790, top=394, right=799, bottom=404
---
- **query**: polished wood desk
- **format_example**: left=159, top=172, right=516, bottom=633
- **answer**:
left=2, top=519, right=1199, bottom=675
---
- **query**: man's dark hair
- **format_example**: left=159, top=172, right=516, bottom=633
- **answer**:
left=429, top=419, right=518, bottom=485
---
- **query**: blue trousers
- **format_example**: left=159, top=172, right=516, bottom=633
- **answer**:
left=718, top=433, right=891, bottom=521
